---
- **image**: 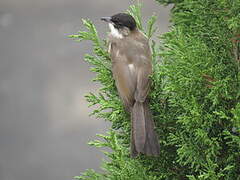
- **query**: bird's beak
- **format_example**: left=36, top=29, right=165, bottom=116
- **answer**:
left=101, top=16, right=112, bottom=23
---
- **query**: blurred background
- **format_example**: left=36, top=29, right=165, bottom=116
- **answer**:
left=0, top=0, right=171, bottom=179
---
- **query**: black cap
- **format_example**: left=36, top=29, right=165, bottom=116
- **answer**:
left=101, top=13, right=136, bottom=31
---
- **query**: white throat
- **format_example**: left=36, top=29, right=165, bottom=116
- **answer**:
left=108, top=23, right=123, bottom=39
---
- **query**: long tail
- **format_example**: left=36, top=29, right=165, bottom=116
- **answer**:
left=131, top=100, right=160, bottom=158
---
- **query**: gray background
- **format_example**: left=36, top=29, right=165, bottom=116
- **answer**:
left=0, top=0, right=171, bottom=179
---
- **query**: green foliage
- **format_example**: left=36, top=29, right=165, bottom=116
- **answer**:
left=157, top=0, right=240, bottom=179
left=70, top=0, right=240, bottom=179
left=74, top=131, right=159, bottom=180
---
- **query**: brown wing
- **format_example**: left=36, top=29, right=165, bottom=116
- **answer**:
left=134, top=62, right=152, bottom=103
left=110, top=44, right=137, bottom=110
left=132, top=33, right=152, bottom=103
left=110, top=31, right=152, bottom=109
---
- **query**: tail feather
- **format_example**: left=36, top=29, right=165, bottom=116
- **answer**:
left=143, top=101, right=160, bottom=156
left=131, top=100, right=160, bottom=157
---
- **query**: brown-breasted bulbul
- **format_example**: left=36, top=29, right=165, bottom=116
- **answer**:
left=101, top=13, right=160, bottom=157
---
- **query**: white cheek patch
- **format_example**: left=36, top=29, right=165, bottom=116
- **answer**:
left=109, top=23, right=123, bottom=39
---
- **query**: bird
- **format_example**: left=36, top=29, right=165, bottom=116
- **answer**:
left=101, top=13, right=160, bottom=158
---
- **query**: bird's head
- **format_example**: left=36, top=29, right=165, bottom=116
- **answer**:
left=101, top=13, right=137, bottom=38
